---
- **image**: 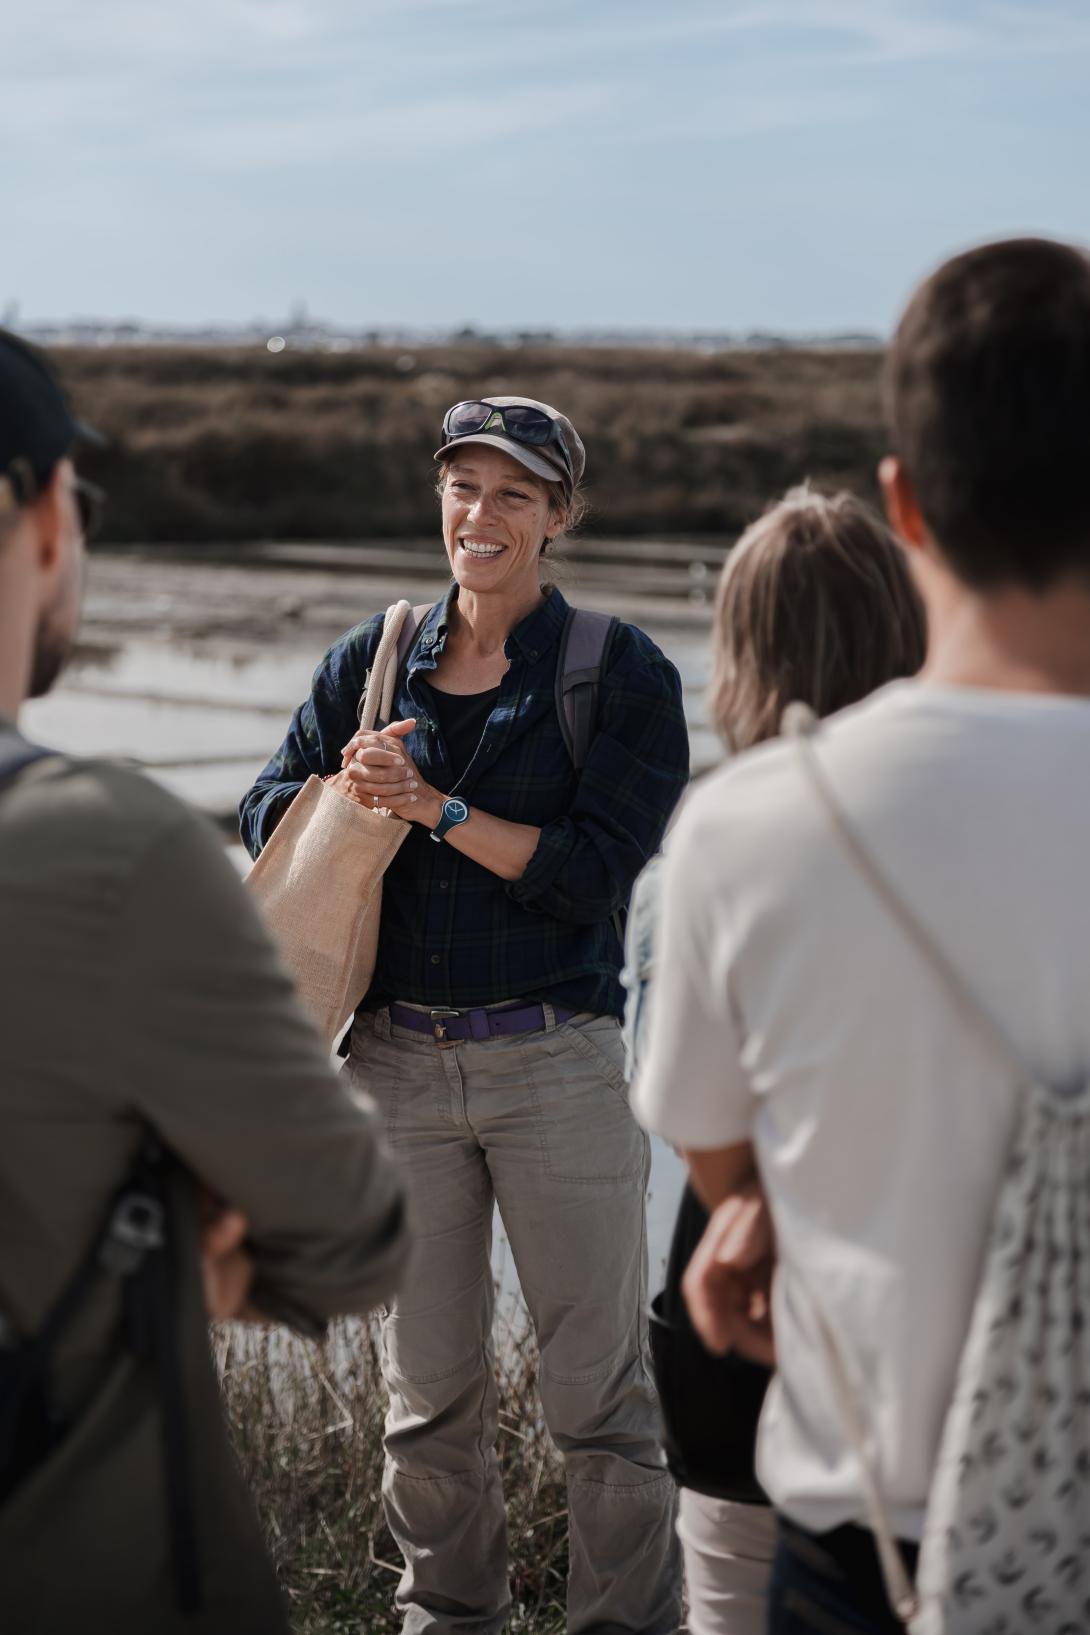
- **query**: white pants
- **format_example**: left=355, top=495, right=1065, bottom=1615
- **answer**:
left=678, top=1489, right=776, bottom=1635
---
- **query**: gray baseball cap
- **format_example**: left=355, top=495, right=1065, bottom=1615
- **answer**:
left=434, top=395, right=585, bottom=497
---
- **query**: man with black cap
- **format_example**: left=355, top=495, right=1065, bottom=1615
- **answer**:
left=0, top=330, right=411, bottom=1632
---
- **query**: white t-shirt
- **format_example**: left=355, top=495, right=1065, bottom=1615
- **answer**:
left=632, top=680, right=1090, bottom=1540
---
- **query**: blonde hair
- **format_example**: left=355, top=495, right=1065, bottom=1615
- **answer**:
left=709, top=485, right=926, bottom=752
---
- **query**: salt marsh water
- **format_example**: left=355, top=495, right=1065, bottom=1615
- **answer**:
left=23, top=545, right=716, bottom=1287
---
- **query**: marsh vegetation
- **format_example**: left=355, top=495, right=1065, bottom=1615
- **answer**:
left=218, top=1308, right=573, bottom=1634
left=57, top=342, right=884, bottom=545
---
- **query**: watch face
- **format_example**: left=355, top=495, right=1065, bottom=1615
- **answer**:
left=444, top=798, right=469, bottom=824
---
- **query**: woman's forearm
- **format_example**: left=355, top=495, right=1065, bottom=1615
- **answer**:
left=416, top=789, right=541, bottom=882
left=335, top=725, right=541, bottom=883
left=683, top=1141, right=758, bottom=1212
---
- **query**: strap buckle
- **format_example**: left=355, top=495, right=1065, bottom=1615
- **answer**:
left=99, top=1191, right=166, bottom=1276
left=429, top=1007, right=460, bottom=1046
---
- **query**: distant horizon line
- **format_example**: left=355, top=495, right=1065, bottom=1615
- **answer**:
left=6, top=314, right=885, bottom=353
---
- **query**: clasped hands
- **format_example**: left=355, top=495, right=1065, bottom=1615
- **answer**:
left=326, top=719, right=442, bottom=825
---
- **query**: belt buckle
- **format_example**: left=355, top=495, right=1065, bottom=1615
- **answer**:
left=429, top=1007, right=460, bottom=1048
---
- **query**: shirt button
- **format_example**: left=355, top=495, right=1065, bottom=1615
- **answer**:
left=528, top=649, right=539, bottom=660
left=439, top=879, right=450, bottom=890
left=430, top=953, right=441, bottom=965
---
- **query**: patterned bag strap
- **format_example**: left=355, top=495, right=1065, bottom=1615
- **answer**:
left=781, top=703, right=1040, bottom=1628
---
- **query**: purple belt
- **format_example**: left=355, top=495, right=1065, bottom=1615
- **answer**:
left=388, top=1000, right=573, bottom=1045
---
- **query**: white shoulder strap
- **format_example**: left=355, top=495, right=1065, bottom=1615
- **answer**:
left=781, top=702, right=1043, bottom=1629
left=784, top=704, right=1035, bottom=1090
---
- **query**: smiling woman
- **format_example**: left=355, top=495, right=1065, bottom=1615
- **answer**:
left=440, top=444, right=566, bottom=606
left=434, top=402, right=589, bottom=571
left=240, top=392, right=689, bottom=1634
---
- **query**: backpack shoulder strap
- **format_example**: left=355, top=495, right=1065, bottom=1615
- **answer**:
left=784, top=703, right=1034, bottom=1087
left=0, top=732, right=52, bottom=788
left=555, top=608, right=619, bottom=770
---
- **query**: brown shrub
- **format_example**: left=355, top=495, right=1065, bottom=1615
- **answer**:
left=53, top=343, right=885, bottom=544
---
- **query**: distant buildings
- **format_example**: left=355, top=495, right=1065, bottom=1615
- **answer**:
left=5, top=312, right=881, bottom=352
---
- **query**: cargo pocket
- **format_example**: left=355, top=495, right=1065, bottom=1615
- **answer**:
left=557, top=1015, right=630, bottom=1102
left=345, top=1023, right=403, bottom=1137
left=528, top=1018, right=646, bottom=1185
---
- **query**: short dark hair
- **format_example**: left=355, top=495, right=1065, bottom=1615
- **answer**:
left=710, top=486, right=926, bottom=751
left=886, top=237, right=1090, bottom=591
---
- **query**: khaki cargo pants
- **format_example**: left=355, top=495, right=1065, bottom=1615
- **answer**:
left=346, top=1004, right=681, bottom=1635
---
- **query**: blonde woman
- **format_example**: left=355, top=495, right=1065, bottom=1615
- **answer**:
left=627, top=485, right=925, bottom=1635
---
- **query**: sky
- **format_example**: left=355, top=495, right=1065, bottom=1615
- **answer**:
left=5, top=0, right=1088, bottom=336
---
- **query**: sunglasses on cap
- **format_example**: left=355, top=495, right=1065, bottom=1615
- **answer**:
left=441, top=400, right=572, bottom=473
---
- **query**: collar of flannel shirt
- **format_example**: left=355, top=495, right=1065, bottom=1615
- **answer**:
left=408, top=581, right=571, bottom=675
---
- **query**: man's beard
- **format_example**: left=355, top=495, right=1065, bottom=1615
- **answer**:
left=28, top=547, right=83, bottom=699
left=28, top=610, right=73, bottom=699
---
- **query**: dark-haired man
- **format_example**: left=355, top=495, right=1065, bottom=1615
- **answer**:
left=0, top=330, right=410, bottom=1632
left=635, top=238, right=1090, bottom=1632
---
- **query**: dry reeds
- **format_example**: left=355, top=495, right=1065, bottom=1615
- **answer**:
left=54, top=343, right=886, bottom=545
left=216, top=1298, right=570, bottom=1633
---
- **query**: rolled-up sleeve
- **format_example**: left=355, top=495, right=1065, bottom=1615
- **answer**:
left=506, top=633, right=688, bottom=924
left=239, top=617, right=379, bottom=859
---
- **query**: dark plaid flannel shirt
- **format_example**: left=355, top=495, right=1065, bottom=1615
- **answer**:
left=240, top=585, right=689, bottom=1019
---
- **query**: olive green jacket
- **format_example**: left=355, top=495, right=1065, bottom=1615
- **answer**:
left=0, top=733, right=410, bottom=1633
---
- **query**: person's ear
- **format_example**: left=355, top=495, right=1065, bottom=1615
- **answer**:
left=33, top=462, right=71, bottom=575
left=545, top=502, right=567, bottom=544
left=879, top=456, right=928, bottom=552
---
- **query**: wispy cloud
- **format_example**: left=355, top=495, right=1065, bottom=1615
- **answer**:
left=177, top=81, right=617, bottom=169
left=3, top=0, right=1087, bottom=329
left=5, top=0, right=1089, bottom=159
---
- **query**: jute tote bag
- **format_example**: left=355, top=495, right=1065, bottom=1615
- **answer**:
left=246, top=600, right=415, bottom=1050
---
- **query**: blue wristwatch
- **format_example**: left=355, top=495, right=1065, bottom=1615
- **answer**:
left=430, top=796, right=471, bottom=843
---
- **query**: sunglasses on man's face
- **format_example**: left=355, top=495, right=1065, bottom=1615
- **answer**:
left=73, top=477, right=105, bottom=540
left=442, top=401, right=571, bottom=472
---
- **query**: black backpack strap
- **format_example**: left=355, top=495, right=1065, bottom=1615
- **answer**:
left=120, top=1139, right=201, bottom=1614
left=0, top=736, right=200, bottom=1605
left=0, top=733, right=53, bottom=787
left=554, top=609, right=625, bottom=944
left=554, top=608, right=618, bottom=772
left=0, top=1131, right=201, bottom=1610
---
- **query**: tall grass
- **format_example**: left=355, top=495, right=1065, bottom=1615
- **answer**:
left=217, top=1300, right=571, bottom=1634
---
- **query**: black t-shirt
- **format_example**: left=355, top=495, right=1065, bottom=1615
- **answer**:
left=425, top=683, right=501, bottom=785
